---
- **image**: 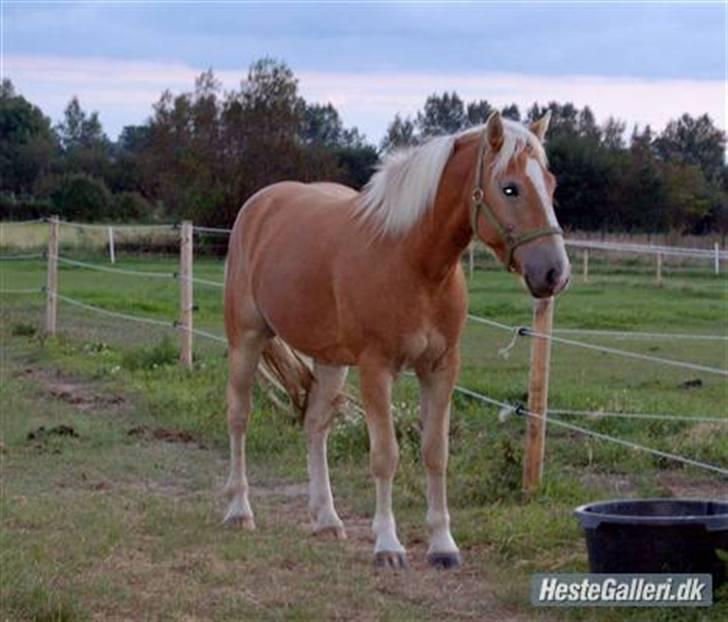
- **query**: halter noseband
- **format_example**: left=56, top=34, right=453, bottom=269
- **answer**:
left=470, top=130, right=563, bottom=272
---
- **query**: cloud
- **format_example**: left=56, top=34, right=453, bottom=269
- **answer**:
left=5, top=55, right=724, bottom=143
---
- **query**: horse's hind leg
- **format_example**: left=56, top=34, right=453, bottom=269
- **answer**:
left=223, top=329, right=269, bottom=529
left=305, top=363, right=349, bottom=539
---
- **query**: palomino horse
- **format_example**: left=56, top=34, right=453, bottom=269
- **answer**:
left=223, top=111, right=570, bottom=569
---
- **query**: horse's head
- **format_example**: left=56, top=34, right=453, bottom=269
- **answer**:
left=471, top=111, right=570, bottom=298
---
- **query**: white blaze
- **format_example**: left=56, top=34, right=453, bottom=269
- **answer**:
left=526, top=157, right=559, bottom=227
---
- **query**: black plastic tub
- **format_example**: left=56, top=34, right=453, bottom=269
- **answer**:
left=574, top=498, right=728, bottom=585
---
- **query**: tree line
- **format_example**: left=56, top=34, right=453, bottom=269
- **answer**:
left=1, top=57, right=725, bottom=233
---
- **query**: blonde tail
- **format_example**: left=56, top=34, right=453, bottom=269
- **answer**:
left=259, top=338, right=315, bottom=419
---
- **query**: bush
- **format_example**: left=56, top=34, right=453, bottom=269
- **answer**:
left=0, top=193, right=52, bottom=220
left=50, top=173, right=111, bottom=220
left=121, top=336, right=178, bottom=371
left=112, top=191, right=153, bottom=221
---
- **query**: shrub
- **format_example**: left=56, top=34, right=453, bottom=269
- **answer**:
left=121, top=336, right=178, bottom=371
left=50, top=173, right=111, bottom=220
left=0, top=193, right=52, bottom=220
left=112, top=191, right=153, bottom=221
left=11, top=322, right=36, bottom=337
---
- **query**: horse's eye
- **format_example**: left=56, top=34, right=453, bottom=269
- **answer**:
left=502, top=184, right=519, bottom=198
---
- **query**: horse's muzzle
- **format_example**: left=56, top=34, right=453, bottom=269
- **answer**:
left=522, top=245, right=571, bottom=299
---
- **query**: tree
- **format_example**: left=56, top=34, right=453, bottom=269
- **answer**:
left=654, top=114, right=725, bottom=183
left=56, top=97, right=108, bottom=153
left=610, top=126, right=666, bottom=230
left=55, top=97, right=111, bottom=179
left=501, top=103, right=521, bottom=121
left=661, top=163, right=711, bottom=232
left=381, top=114, right=417, bottom=152
left=466, top=100, right=493, bottom=126
left=334, top=144, right=379, bottom=189
left=416, top=92, right=466, bottom=136
left=301, top=103, right=343, bottom=146
left=0, top=79, right=57, bottom=195
left=577, top=106, right=601, bottom=142
left=601, top=117, right=626, bottom=151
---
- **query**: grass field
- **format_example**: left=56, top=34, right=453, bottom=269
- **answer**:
left=1, top=238, right=727, bottom=621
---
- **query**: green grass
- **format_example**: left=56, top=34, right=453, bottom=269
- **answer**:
left=1, top=249, right=726, bottom=620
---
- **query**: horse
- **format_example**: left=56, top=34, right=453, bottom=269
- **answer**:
left=222, top=111, right=570, bottom=569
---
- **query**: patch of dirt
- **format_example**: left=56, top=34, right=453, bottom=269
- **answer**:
left=656, top=472, right=728, bottom=499
left=27, top=424, right=79, bottom=441
left=20, top=366, right=126, bottom=411
left=127, top=425, right=204, bottom=447
left=580, top=470, right=726, bottom=499
left=681, top=422, right=725, bottom=445
left=679, top=378, right=703, bottom=389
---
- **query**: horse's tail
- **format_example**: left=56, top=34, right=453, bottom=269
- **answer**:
left=260, top=338, right=314, bottom=419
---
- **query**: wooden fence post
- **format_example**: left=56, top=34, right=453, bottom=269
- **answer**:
left=108, top=226, right=116, bottom=264
left=656, top=252, right=663, bottom=286
left=45, top=216, right=59, bottom=336
left=714, top=242, right=720, bottom=275
left=522, top=296, right=554, bottom=494
left=582, top=249, right=589, bottom=283
left=179, top=221, right=193, bottom=368
left=468, top=242, right=475, bottom=281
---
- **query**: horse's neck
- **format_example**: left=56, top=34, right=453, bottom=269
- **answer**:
left=401, top=139, right=477, bottom=282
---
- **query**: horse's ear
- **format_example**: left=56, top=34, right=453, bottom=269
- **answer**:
left=485, top=111, right=504, bottom=151
left=530, top=110, right=551, bottom=142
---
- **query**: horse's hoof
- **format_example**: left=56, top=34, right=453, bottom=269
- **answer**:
left=223, top=513, right=256, bottom=530
left=313, top=524, right=347, bottom=540
left=426, top=551, right=462, bottom=569
left=374, top=551, right=408, bottom=570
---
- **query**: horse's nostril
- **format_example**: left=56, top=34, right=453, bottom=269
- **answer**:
left=545, top=268, right=558, bottom=287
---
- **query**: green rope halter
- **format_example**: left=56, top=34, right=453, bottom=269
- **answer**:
left=470, top=130, right=563, bottom=272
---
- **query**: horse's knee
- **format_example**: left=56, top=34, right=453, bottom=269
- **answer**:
left=422, top=440, right=447, bottom=475
left=370, top=441, right=399, bottom=479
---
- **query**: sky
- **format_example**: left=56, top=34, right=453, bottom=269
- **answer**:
left=2, top=1, right=726, bottom=144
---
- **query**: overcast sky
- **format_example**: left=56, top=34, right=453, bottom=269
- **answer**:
left=2, top=1, right=725, bottom=143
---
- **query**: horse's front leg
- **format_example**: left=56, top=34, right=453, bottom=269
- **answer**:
left=417, top=354, right=462, bottom=569
left=359, top=361, right=406, bottom=568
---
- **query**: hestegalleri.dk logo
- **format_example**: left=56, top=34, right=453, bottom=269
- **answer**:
left=530, top=574, right=713, bottom=607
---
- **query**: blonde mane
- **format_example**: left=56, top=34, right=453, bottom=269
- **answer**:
left=357, top=119, right=547, bottom=236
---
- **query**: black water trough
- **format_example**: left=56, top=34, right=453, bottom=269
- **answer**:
left=574, top=499, right=728, bottom=585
